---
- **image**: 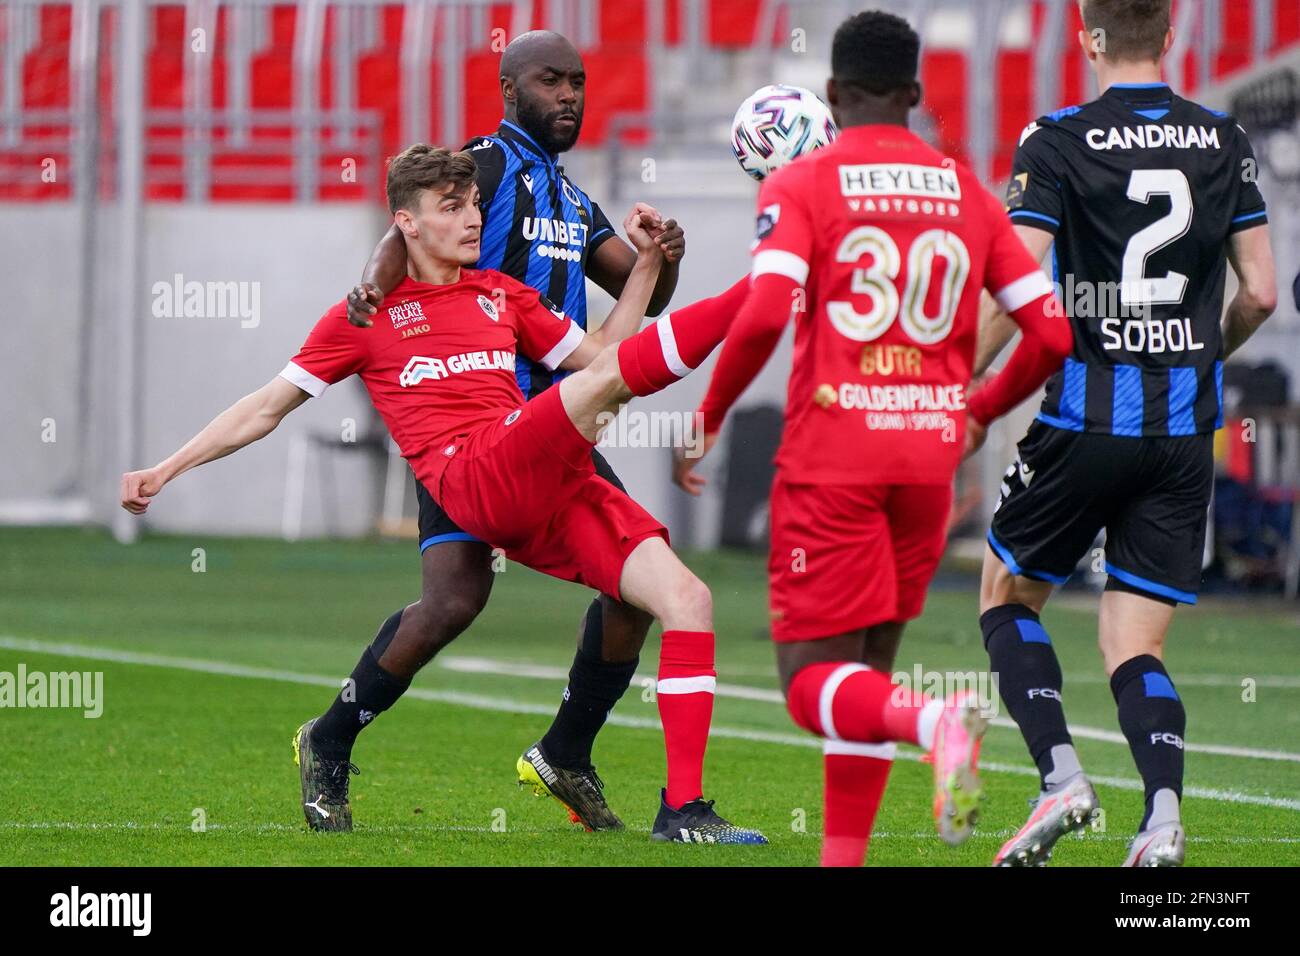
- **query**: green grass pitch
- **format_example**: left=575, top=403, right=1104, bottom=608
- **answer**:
left=1, top=527, right=1298, bottom=866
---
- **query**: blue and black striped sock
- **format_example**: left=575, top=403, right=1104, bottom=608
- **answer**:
left=982, top=603, right=1075, bottom=789
left=1111, top=654, right=1185, bottom=830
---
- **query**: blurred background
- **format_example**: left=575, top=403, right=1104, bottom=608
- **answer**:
left=3, top=0, right=1300, bottom=599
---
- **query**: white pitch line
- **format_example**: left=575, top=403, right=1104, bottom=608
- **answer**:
left=437, top=655, right=1300, bottom=765
left=2, top=636, right=1298, bottom=812
left=1, top=821, right=1298, bottom=845
left=442, top=655, right=1300, bottom=690
left=1057, top=673, right=1300, bottom=689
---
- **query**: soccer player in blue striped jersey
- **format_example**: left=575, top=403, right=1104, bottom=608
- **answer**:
left=969, top=0, right=1277, bottom=866
left=307, top=31, right=689, bottom=834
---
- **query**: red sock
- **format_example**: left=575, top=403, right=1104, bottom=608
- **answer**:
left=657, top=629, right=716, bottom=808
left=617, top=276, right=751, bottom=396
left=821, top=741, right=896, bottom=867
left=787, top=661, right=925, bottom=744
left=786, top=663, right=917, bottom=866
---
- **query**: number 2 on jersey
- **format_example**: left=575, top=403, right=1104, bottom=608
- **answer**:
left=827, top=226, right=971, bottom=344
left=1120, top=168, right=1192, bottom=307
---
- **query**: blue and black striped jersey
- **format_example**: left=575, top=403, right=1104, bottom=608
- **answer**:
left=1005, top=82, right=1268, bottom=437
left=463, top=121, right=618, bottom=398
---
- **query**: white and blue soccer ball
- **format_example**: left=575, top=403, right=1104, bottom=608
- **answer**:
left=730, top=84, right=838, bottom=181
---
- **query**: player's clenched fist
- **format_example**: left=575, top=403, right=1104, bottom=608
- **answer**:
left=346, top=281, right=383, bottom=328
left=624, top=201, right=685, bottom=264
left=623, top=202, right=666, bottom=258
left=120, top=467, right=166, bottom=515
left=653, top=218, right=685, bottom=263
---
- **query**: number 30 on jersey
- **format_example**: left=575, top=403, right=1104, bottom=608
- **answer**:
left=826, top=226, right=972, bottom=345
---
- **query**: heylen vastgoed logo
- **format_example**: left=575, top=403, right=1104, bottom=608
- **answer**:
left=50, top=886, right=151, bottom=936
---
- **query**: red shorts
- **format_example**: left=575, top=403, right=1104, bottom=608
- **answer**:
left=428, top=387, right=668, bottom=600
left=767, top=477, right=952, bottom=642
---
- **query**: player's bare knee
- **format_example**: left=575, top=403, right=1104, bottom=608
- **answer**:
left=665, top=573, right=712, bottom=631
left=443, top=590, right=490, bottom=634
left=410, top=591, right=486, bottom=653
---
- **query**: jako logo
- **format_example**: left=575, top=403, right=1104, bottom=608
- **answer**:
left=1150, top=732, right=1184, bottom=749
left=50, top=886, right=151, bottom=936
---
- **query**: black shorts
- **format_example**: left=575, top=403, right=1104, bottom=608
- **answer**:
left=415, top=448, right=628, bottom=553
left=988, top=420, right=1214, bottom=604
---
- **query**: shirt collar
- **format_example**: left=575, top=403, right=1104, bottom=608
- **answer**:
left=1103, top=82, right=1172, bottom=102
left=833, top=123, right=925, bottom=149
left=497, top=120, right=559, bottom=167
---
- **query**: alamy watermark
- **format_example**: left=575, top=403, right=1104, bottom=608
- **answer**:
left=890, top=664, right=1000, bottom=719
left=595, top=409, right=705, bottom=457
left=0, top=665, right=103, bottom=718
left=151, top=272, right=261, bottom=328
left=50, top=886, right=150, bottom=936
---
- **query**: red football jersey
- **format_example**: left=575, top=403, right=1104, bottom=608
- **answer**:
left=749, top=123, right=1052, bottom=485
left=281, top=269, right=584, bottom=486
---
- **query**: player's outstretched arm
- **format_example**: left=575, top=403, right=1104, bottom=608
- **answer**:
left=559, top=206, right=665, bottom=369
left=120, top=377, right=310, bottom=515
left=1223, top=224, right=1277, bottom=357
left=586, top=208, right=684, bottom=316
left=346, top=224, right=407, bottom=327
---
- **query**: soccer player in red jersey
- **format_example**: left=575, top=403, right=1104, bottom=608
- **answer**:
left=673, top=11, right=1075, bottom=866
left=120, top=143, right=767, bottom=844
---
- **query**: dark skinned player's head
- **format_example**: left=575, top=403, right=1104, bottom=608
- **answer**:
left=500, top=30, right=586, bottom=155
left=826, top=10, right=921, bottom=128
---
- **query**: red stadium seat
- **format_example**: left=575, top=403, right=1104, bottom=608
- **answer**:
left=600, top=0, right=647, bottom=45
left=463, top=52, right=503, bottom=146
left=7, top=0, right=1299, bottom=204
left=994, top=50, right=1033, bottom=181
left=921, top=50, right=967, bottom=165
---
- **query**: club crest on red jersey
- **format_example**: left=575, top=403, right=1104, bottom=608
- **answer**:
left=755, top=203, right=780, bottom=241
left=477, top=294, right=499, bottom=321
